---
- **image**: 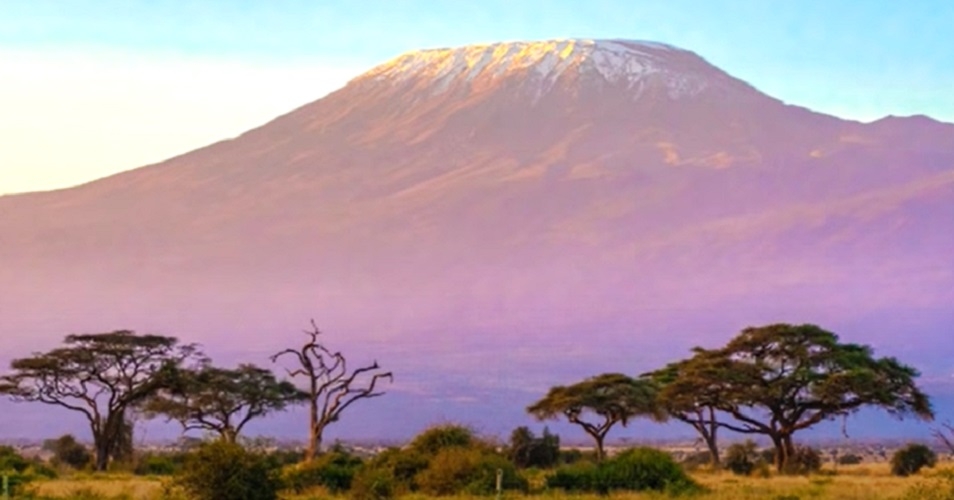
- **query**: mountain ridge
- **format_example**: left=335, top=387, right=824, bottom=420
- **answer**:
left=1, top=39, right=952, bottom=438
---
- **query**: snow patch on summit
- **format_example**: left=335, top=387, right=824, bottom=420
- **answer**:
left=363, top=39, right=715, bottom=100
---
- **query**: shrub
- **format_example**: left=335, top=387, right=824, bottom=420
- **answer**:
left=350, top=466, right=397, bottom=500
left=724, top=441, right=761, bottom=476
left=784, top=446, right=822, bottom=475
left=416, top=447, right=527, bottom=496
left=134, top=452, right=184, bottom=476
left=891, top=443, right=938, bottom=477
left=363, top=447, right=430, bottom=492
left=546, top=447, right=697, bottom=494
left=837, top=453, right=864, bottom=465
left=680, top=450, right=716, bottom=470
left=175, top=440, right=281, bottom=500
left=43, top=434, right=93, bottom=470
left=282, top=449, right=363, bottom=494
left=408, top=424, right=477, bottom=456
left=507, top=426, right=560, bottom=469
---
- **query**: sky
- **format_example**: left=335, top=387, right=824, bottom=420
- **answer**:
left=1, top=0, right=952, bottom=195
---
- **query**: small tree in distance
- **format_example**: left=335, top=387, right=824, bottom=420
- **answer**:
left=271, top=321, right=393, bottom=461
left=527, top=373, right=662, bottom=462
left=145, top=363, right=306, bottom=443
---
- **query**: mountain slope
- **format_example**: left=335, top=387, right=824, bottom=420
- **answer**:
left=1, top=39, right=952, bottom=439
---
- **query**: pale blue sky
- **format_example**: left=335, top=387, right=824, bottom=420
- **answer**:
left=1, top=1, right=952, bottom=194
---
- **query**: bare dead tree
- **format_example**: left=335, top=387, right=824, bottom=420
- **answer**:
left=271, top=320, right=392, bottom=461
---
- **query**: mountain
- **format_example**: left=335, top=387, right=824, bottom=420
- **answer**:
left=1, top=39, right=953, bottom=440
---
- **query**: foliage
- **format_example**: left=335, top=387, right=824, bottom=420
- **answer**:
left=416, top=447, right=528, bottom=496
left=644, top=356, right=723, bottom=466
left=174, top=440, right=281, bottom=500
left=527, top=373, right=662, bottom=461
left=507, top=426, right=560, bottom=469
left=0, top=331, right=203, bottom=471
left=891, top=443, right=937, bottom=476
left=837, top=453, right=864, bottom=465
left=724, top=440, right=762, bottom=476
left=281, top=448, right=363, bottom=494
left=546, top=447, right=697, bottom=494
left=660, top=324, right=933, bottom=472
left=0, top=446, right=57, bottom=495
left=783, top=446, right=823, bottom=475
left=133, top=452, right=186, bottom=476
left=270, top=321, right=392, bottom=460
left=350, top=465, right=397, bottom=500
left=0, top=445, right=31, bottom=473
left=408, top=424, right=480, bottom=456
left=43, top=434, right=93, bottom=470
left=145, top=363, right=305, bottom=443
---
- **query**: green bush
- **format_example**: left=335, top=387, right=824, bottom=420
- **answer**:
left=0, top=446, right=57, bottom=495
left=507, top=426, right=560, bottom=469
left=837, top=453, right=864, bottom=465
left=891, top=443, right=937, bottom=477
left=350, top=466, right=397, bottom=500
left=783, top=446, right=822, bottom=475
left=43, top=434, right=93, bottom=470
left=546, top=447, right=697, bottom=494
left=724, top=441, right=761, bottom=476
left=364, top=447, right=430, bottom=492
left=416, top=447, right=527, bottom=496
left=408, top=424, right=478, bottom=455
left=175, top=440, right=281, bottom=500
left=134, top=452, right=185, bottom=476
left=282, top=450, right=363, bottom=494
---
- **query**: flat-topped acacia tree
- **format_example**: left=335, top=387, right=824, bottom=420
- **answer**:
left=145, top=363, right=306, bottom=443
left=0, top=331, right=202, bottom=470
left=665, top=324, right=934, bottom=472
left=527, top=373, right=663, bottom=462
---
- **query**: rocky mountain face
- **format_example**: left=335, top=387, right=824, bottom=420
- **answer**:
left=1, top=39, right=952, bottom=439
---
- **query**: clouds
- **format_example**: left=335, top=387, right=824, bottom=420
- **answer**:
left=0, top=47, right=361, bottom=194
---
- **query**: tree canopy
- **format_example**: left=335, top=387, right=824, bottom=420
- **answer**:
left=145, top=363, right=306, bottom=443
left=660, top=324, right=934, bottom=471
left=642, top=351, right=725, bottom=466
left=527, top=373, right=662, bottom=462
left=0, top=331, right=202, bottom=470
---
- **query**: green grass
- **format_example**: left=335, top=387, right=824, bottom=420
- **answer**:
left=18, top=463, right=954, bottom=500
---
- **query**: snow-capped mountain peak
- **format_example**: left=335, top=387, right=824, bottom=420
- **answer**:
left=359, top=39, right=736, bottom=99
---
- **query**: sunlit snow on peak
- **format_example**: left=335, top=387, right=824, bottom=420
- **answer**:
left=361, top=39, right=715, bottom=99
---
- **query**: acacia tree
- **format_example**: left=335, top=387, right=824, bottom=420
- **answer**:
left=527, top=373, right=662, bottom=462
left=271, top=321, right=392, bottom=461
left=145, top=363, right=306, bottom=443
left=0, top=331, right=201, bottom=470
left=643, top=352, right=725, bottom=466
left=673, top=324, right=934, bottom=472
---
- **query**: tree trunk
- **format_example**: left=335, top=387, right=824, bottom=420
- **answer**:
left=593, top=434, right=605, bottom=463
left=223, top=428, right=239, bottom=444
left=93, top=437, right=111, bottom=472
left=770, top=434, right=785, bottom=472
left=705, top=434, right=720, bottom=467
left=781, top=434, right=796, bottom=474
left=305, top=400, right=320, bottom=462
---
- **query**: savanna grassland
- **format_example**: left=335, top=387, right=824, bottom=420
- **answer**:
left=20, top=462, right=954, bottom=500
